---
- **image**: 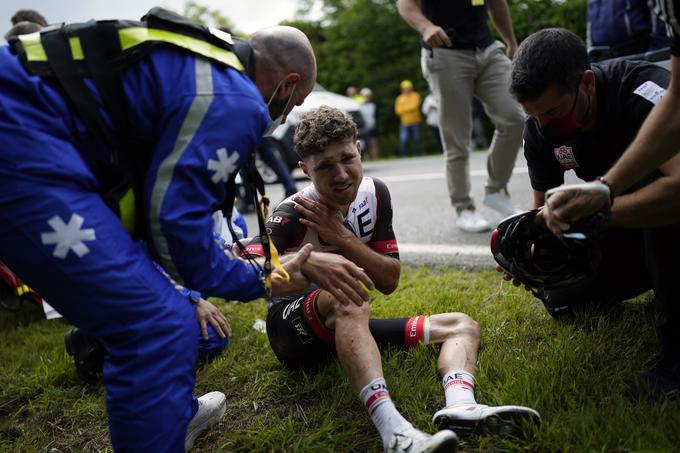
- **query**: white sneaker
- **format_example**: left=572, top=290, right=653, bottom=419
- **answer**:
left=432, top=403, right=541, bottom=437
left=386, top=424, right=458, bottom=453
left=185, top=391, right=227, bottom=451
left=456, top=209, right=491, bottom=233
left=483, top=191, right=524, bottom=218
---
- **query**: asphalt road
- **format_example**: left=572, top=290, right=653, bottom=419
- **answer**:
left=245, top=149, right=580, bottom=268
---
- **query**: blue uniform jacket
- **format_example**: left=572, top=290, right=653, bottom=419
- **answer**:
left=0, top=44, right=268, bottom=301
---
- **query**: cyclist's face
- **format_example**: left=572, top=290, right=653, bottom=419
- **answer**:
left=299, top=140, right=363, bottom=211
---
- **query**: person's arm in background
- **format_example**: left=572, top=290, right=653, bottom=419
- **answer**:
left=487, top=0, right=519, bottom=59
left=402, top=92, right=421, bottom=116
left=533, top=189, right=545, bottom=209
left=394, top=96, right=404, bottom=117
left=397, top=0, right=452, bottom=48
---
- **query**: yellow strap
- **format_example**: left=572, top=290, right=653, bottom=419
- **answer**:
left=258, top=195, right=289, bottom=285
left=118, top=28, right=244, bottom=70
left=20, top=27, right=243, bottom=72
left=118, top=189, right=136, bottom=233
left=18, top=32, right=47, bottom=61
left=20, top=33, right=85, bottom=61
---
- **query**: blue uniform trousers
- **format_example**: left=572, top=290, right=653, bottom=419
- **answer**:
left=0, top=156, right=200, bottom=451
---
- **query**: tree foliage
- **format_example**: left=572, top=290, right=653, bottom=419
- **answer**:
left=286, top=0, right=587, bottom=155
left=183, top=0, right=238, bottom=34
left=181, top=0, right=588, bottom=155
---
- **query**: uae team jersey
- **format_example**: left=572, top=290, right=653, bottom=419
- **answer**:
left=245, top=176, right=399, bottom=259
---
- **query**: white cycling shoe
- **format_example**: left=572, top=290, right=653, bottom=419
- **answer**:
left=432, top=403, right=540, bottom=437
left=185, top=391, right=227, bottom=451
left=386, top=424, right=458, bottom=453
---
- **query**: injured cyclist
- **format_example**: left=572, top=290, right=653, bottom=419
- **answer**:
left=240, top=106, right=540, bottom=452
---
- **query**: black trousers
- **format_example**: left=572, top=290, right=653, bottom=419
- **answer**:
left=538, top=223, right=680, bottom=356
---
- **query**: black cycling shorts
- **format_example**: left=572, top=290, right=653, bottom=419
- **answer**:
left=266, top=289, right=336, bottom=368
left=266, top=289, right=428, bottom=368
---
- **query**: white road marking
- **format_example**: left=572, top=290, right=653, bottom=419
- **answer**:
left=399, top=243, right=491, bottom=257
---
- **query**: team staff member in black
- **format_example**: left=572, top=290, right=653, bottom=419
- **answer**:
left=540, top=0, right=680, bottom=400
left=508, top=27, right=680, bottom=399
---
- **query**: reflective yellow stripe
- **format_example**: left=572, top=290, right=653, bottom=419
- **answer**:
left=20, top=27, right=242, bottom=71
left=118, top=28, right=244, bottom=70
left=18, top=32, right=46, bottom=61
left=17, top=284, right=29, bottom=296
left=20, top=33, right=84, bottom=61
left=69, top=36, right=84, bottom=59
left=118, top=189, right=136, bottom=233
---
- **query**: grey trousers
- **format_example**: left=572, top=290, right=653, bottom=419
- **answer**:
left=421, top=41, right=525, bottom=210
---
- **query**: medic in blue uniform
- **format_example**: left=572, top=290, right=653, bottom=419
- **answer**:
left=0, top=11, right=320, bottom=452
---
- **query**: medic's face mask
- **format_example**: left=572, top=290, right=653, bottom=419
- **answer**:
left=540, top=87, right=591, bottom=143
left=263, top=79, right=297, bottom=137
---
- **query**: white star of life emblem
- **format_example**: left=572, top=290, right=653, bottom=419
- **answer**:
left=208, top=148, right=239, bottom=184
left=40, top=214, right=96, bottom=259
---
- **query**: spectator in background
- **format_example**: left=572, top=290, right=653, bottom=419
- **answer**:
left=4, top=20, right=41, bottom=41
left=360, top=87, right=380, bottom=160
left=587, top=0, right=669, bottom=62
left=394, top=79, right=422, bottom=157
left=346, top=85, right=365, bottom=104
left=10, top=9, right=47, bottom=27
left=421, top=92, right=443, bottom=153
left=398, top=0, right=525, bottom=233
left=5, top=8, right=47, bottom=42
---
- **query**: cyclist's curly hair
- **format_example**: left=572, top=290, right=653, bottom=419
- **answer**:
left=294, top=105, right=357, bottom=159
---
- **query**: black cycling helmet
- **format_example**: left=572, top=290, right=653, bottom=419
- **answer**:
left=490, top=209, right=604, bottom=291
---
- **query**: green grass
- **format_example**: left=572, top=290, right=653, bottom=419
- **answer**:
left=1, top=267, right=678, bottom=452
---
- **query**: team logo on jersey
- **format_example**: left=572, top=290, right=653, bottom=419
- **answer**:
left=358, top=196, right=368, bottom=209
left=553, top=145, right=578, bottom=168
left=268, top=215, right=291, bottom=225
left=292, top=317, right=312, bottom=344
left=282, top=299, right=302, bottom=319
left=357, top=209, right=374, bottom=237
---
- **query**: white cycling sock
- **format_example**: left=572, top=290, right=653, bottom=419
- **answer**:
left=360, top=377, right=410, bottom=447
left=442, top=369, right=477, bottom=407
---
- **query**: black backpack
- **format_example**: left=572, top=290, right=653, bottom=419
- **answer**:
left=587, top=0, right=668, bottom=60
